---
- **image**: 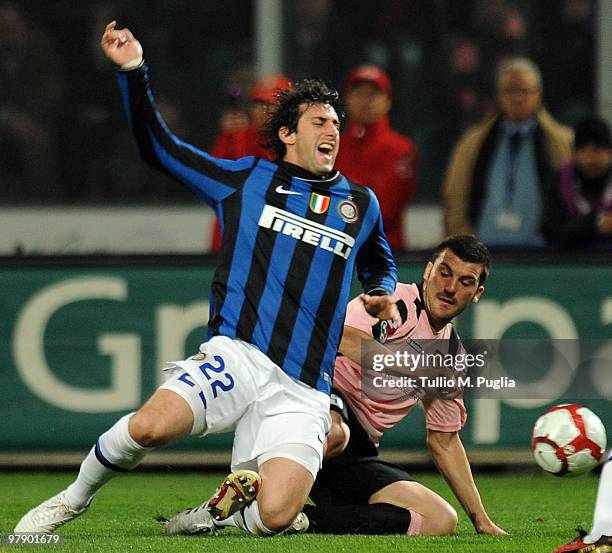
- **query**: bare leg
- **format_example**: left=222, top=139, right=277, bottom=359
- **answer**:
left=15, top=389, right=195, bottom=533
left=369, top=480, right=458, bottom=535
left=256, top=457, right=314, bottom=531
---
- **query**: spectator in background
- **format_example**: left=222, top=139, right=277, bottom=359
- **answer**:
left=286, top=0, right=352, bottom=84
left=446, top=0, right=529, bottom=133
left=0, top=2, right=64, bottom=202
left=543, top=116, right=612, bottom=248
left=209, top=74, right=292, bottom=252
left=211, top=74, right=291, bottom=160
left=334, top=65, right=417, bottom=251
left=442, top=58, right=573, bottom=247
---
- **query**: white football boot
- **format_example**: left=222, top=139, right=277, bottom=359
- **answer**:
left=162, top=501, right=216, bottom=535
left=163, top=469, right=261, bottom=535
left=14, top=490, right=90, bottom=534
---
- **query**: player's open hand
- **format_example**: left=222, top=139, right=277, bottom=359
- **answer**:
left=359, top=294, right=401, bottom=329
left=475, top=518, right=509, bottom=535
left=100, top=21, right=143, bottom=67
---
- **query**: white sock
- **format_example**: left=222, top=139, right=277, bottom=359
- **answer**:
left=215, top=501, right=275, bottom=536
left=65, top=413, right=149, bottom=508
left=585, top=452, right=612, bottom=543
left=213, top=513, right=239, bottom=528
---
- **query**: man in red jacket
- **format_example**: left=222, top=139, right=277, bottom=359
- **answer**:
left=334, top=65, right=418, bottom=252
left=211, top=74, right=291, bottom=161
left=210, top=74, right=292, bottom=251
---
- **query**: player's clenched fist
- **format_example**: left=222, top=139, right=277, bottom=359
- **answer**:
left=100, top=21, right=143, bottom=67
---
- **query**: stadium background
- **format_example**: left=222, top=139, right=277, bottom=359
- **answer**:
left=1, top=0, right=610, bottom=469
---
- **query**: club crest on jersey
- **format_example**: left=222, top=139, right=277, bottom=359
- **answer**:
left=338, top=200, right=359, bottom=223
left=373, top=319, right=398, bottom=343
left=309, top=192, right=330, bottom=214
left=373, top=321, right=397, bottom=344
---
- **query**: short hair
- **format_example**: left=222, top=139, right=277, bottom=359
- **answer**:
left=431, top=235, right=491, bottom=285
left=574, top=115, right=612, bottom=150
left=260, top=79, right=345, bottom=161
left=497, top=57, right=542, bottom=91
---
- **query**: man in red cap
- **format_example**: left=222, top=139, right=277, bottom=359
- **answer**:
left=335, top=64, right=418, bottom=252
left=210, top=74, right=292, bottom=251
left=212, top=74, right=292, bottom=160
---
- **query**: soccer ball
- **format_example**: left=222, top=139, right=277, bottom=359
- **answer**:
left=531, top=404, right=607, bottom=476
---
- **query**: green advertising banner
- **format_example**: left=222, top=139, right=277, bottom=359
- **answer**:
left=0, top=259, right=610, bottom=453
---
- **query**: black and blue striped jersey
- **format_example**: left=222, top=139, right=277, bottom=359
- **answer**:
left=116, top=64, right=397, bottom=394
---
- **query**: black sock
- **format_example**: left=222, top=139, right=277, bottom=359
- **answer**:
left=304, top=502, right=411, bottom=534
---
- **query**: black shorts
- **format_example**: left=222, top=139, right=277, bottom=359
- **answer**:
left=311, top=392, right=414, bottom=506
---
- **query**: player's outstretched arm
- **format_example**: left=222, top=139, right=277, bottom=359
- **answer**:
left=100, top=21, right=143, bottom=67
left=355, top=196, right=398, bottom=302
left=339, top=326, right=459, bottom=393
left=100, top=21, right=250, bottom=208
left=426, top=430, right=508, bottom=535
left=358, top=294, right=401, bottom=329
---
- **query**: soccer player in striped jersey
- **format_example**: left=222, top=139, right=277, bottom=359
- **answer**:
left=14, top=21, right=398, bottom=537
left=304, top=235, right=508, bottom=536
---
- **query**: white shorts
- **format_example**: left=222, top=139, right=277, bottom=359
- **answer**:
left=160, top=335, right=331, bottom=478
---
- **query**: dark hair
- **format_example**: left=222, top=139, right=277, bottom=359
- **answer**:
left=260, top=79, right=345, bottom=161
left=431, top=235, right=491, bottom=285
left=574, top=116, right=612, bottom=150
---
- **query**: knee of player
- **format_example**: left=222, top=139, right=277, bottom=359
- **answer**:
left=128, top=413, right=167, bottom=448
left=419, top=502, right=458, bottom=536
left=258, top=505, right=298, bottom=533
left=432, top=503, right=458, bottom=535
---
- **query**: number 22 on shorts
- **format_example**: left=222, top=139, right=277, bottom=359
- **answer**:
left=199, top=355, right=235, bottom=399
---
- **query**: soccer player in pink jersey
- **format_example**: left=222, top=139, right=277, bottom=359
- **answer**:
left=305, top=235, right=508, bottom=536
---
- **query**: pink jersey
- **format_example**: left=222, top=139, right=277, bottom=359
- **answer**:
left=333, top=283, right=467, bottom=445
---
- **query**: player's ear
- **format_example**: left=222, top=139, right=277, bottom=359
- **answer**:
left=278, top=127, right=296, bottom=146
left=423, top=261, right=433, bottom=281
left=472, top=285, right=485, bottom=303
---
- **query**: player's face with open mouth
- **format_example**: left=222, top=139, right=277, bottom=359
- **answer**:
left=423, top=249, right=484, bottom=330
left=284, top=103, right=340, bottom=175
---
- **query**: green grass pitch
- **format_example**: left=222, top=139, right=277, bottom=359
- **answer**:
left=0, top=470, right=597, bottom=552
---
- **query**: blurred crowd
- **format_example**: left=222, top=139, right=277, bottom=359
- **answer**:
left=1, top=0, right=609, bottom=251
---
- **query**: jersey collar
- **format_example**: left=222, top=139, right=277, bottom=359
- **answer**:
left=279, top=161, right=342, bottom=184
